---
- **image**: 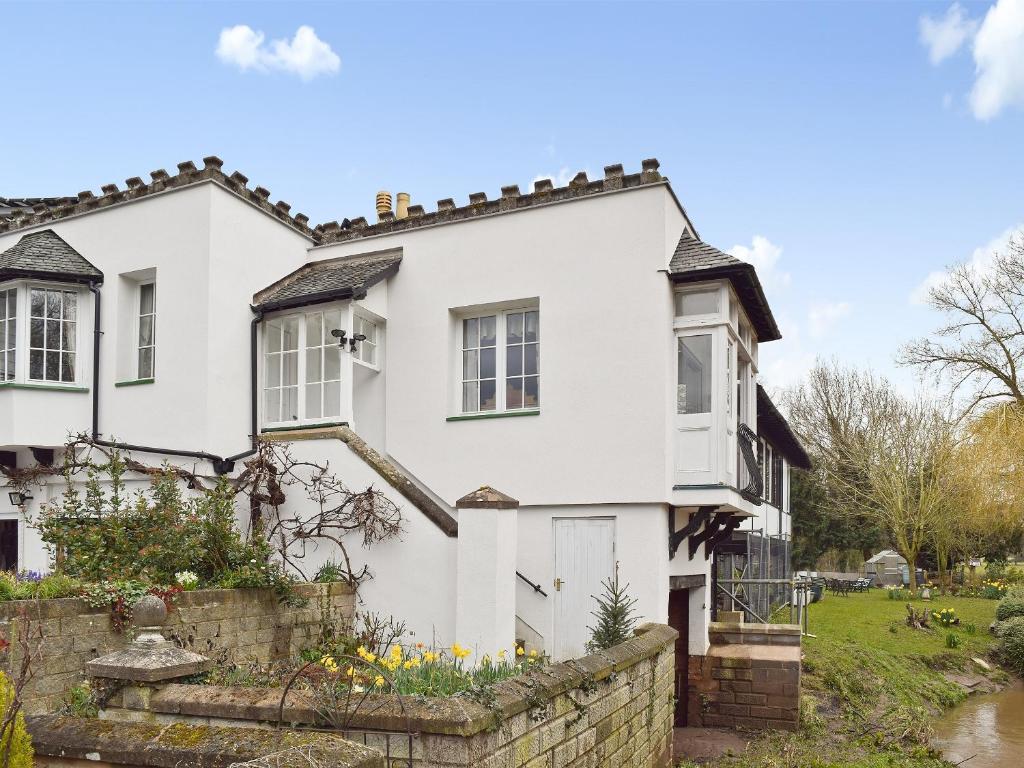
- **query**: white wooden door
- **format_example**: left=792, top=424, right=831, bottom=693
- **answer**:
left=553, top=517, right=615, bottom=660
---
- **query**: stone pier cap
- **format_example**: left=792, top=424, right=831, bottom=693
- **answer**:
left=85, top=595, right=212, bottom=682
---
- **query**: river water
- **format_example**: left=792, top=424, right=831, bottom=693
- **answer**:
left=932, top=681, right=1024, bottom=767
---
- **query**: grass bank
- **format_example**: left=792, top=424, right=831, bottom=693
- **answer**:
left=682, top=590, right=1006, bottom=768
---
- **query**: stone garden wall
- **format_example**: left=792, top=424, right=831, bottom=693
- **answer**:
left=687, top=621, right=801, bottom=731
left=99, top=623, right=679, bottom=768
left=0, top=582, right=354, bottom=714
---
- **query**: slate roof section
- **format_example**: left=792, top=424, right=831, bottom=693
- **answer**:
left=253, top=250, right=402, bottom=312
left=0, top=229, right=103, bottom=283
left=756, top=385, right=812, bottom=470
left=668, top=232, right=781, bottom=342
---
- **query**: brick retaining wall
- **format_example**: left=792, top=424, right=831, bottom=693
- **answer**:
left=100, top=623, right=678, bottom=768
left=687, top=621, right=801, bottom=731
left=0, top=582, right=354, bottom=714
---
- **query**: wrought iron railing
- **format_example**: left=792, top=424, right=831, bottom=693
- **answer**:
left=737, top=423, right=763, bottom=505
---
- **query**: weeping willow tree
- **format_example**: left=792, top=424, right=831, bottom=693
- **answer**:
left=950, top=403, right=1024, bottom=570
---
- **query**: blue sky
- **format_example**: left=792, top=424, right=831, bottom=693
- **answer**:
left=2, top=1, right=1022, bottom=393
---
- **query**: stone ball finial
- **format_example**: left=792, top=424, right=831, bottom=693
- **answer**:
left=133, top=595, right=167, bottom=629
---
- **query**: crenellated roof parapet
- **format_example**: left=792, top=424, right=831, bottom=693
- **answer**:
left=0, top=157, right=317, bottom=241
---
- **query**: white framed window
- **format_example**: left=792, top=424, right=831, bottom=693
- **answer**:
left=674, top=289, right=719, bottom=317
left=677, top=334, right=712, bottom=414
left=262, top=308, right=344, bottom=427
left=0, top=288, right=15, bottom=381
left=459, top=308, right=539, bottom=414
left=352, top=315, right=378, bottom=368
left=29, top=287, right=77, bottom=383
left=137, top=282, right=156, bottom=379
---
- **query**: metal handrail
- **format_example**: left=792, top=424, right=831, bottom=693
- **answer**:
left=516, top=571, right=548, bottom=597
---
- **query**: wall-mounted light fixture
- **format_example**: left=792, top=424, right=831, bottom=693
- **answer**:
left=330, top=328, right=348, bottom=348
left=349, top=333, right=366, bottom=353
left=7, top=491, right=33, bottom=507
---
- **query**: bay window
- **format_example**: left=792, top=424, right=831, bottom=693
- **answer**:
left=0, top=289, right=15, bottom=381
left=677, top=334, right=711, bottom=414
left=459, top=308, right=539, bottom=414
left=263, top=308, right=343, bottom=427
left=29, top=288, right=77, bottom=383
left=352, top=315, right=378, bottom=367
left=0, top=283, right=84, bottom=387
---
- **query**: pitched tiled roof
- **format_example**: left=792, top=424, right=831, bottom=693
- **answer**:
left=757, top=385, right=812, bottom=470
left=0, top=158, right=316, bottom=240
left=668, top=231, right=781, bottom=343
left=0, top=229, right=103, bottom=282
left=313, top=160, right=671, bottom=247
left=254, top=251, right=402, bottom=312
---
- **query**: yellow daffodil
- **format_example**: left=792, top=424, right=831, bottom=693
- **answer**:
left=374, top=675, right=385, bottom=688
left=498, top=649, right=507, bottom=658
left=529, top=649, right=538, bottom=658
left=390, top=645, right=403, bottom=660
left=516, top=646, right=525, bottom=656
left=357, top=646, right=376, bottom=663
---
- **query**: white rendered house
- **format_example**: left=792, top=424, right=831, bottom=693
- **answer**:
left=0, top=157, right=808, bottom=725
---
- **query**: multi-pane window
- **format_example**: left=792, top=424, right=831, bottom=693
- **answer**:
left=264, top=316, right=300, bottom=423
left=504, top=310, right=539, bottom=410
left=0, top=289, right=15, bottom=381
left=461, top=309, right=540, bottom=414
left=263, top=309, right=345, bottom=426
left=677, top=334, right=711, bottom=414
left=353, top=315, right=377, bottom=366
left=462, top=315, right=497, bottom=412
left=138, top=283, right=156, bottom=379
left=29, top=288, right=76, bottom=383
left=304, top=310, right=343, bottom=420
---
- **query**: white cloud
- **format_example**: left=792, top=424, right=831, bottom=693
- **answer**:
left=216, top=25, right=340, bottom=80
left=911, top=221, right=1024, bottom=303
left=920, top=3, right=979, bottom=64
left=970, top=0, right=1024, bottom=120
left=807, top=301, right=851, bottom=339
left=727, top=235, right=790, bottom=292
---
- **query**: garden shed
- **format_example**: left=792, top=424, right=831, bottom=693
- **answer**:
left=863, top=549, right=907, bottom=587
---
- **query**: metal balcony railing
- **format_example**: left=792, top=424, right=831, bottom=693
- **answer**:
left=737, top=423, right=763, bottom=505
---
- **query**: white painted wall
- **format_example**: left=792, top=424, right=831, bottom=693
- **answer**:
left=272, top=437, right=458, bottom=648
left=0, top=183, right=311, bottom=456
left=308, top=185, right=687, bottom=508
left=515, top=503, right=670, bottom=657
left=456, top=503, right=517, bottom=662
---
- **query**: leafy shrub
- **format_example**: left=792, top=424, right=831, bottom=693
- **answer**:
left=0, top=670, right=33, bottom=767
left=314, top=561, right=348, bottom=584
left=39, top=455, right=295, bottom=602
left=996, top=594, right=1024, bottom=622
left=945, top=632, right=961, bottom=649
left=964, top=622, right=977, bottom=635
left=62, top=682, right=99, bottom=718
left=996, top=616, right=1024, bottom=673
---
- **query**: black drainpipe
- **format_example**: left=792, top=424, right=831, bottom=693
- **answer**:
left=88, top=284, right=259, bottom=475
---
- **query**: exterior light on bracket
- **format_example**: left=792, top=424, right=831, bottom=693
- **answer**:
left=330, top=328, right=348, bottom=348
left=8, top=491, right=33, bottom=507
left=349, top=333, right=366, bottom=353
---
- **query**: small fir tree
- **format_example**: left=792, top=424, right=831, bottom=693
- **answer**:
left=586, top=566, right=639, bottom=652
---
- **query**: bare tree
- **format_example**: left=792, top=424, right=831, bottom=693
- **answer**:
left=786, top=362, right=959, bottom=590
left=900, top=233, right=1024, bottom=411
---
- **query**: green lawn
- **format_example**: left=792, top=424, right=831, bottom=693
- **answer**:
left=688, top=589, right=1005, bottom=768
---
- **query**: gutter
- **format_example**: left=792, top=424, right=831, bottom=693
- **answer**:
left=88, top=284, right=258, bottom=475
